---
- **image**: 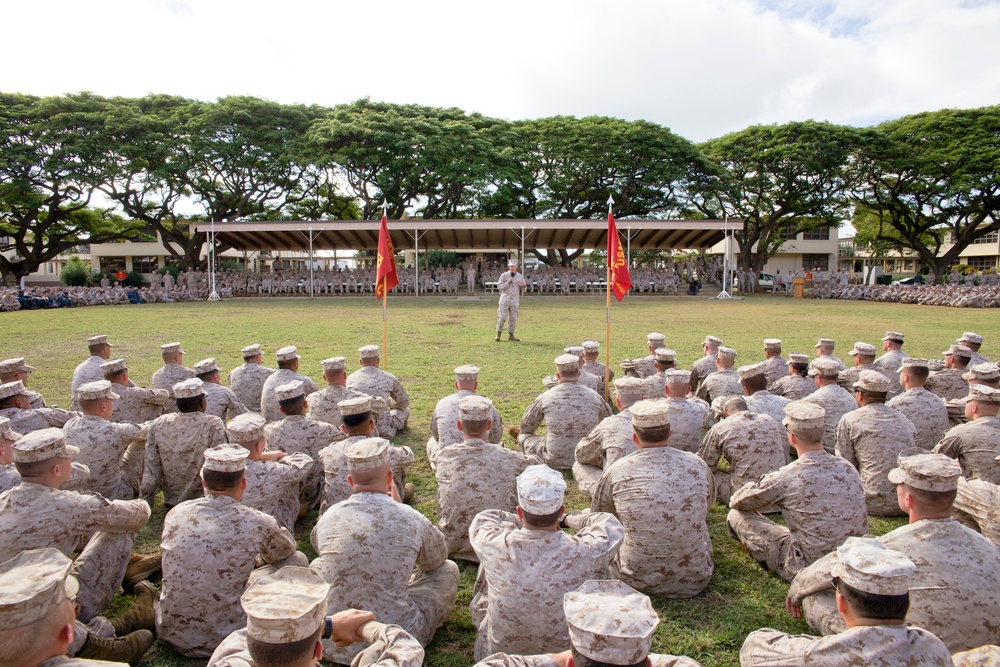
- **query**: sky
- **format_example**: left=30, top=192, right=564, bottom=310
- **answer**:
left=3, top=0, right=1000, bottom=142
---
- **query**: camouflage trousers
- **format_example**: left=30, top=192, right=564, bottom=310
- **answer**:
left=74, top=530, right=137, bottom=621
left=68, top=616, right=116, bottom=656
left=572, top=461, right=603, bottom=500
left=727, top=509, right=806, bottom=583
left=376, top=407, right=410, bottom=439
left=496, top=300, right=519, bottom=333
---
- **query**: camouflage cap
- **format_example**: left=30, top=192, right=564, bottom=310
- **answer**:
left=943, top=343, right=974, bottom=358
left=653, top=348, right=676, bottom=363
left=0, top=358, right=35, bottom=375
left=508, top=258, right=518, bottom=266
left=831, top=537, right=915, bottom=596
left=345, top=438, right=390, bottom=471
left=958, top=331, right=984, bottom=345
left=966, top=384, right=1000, bottom=404
left=564, top=580, right=658, bottom=664
left=77, top=380, right=120, bottom=402
left=849, top=342, right=877, bottom=356
left=899, top=358, right=929, bottom=370
left=358, top=345, right=380, bottom=360
left=663, top=369, right=691, bottom=384
left=321, top=356, right=347, bottom=373
left=276, top=346, right=301, bottom=362
left=241, top=343, right=263, bottom=357
left=0, top=380, right=29, bottom=401
left=646, top=332, right=665, bottom=345
left=275, top=380, right=306, bottom=402
left=458, top=395, right=493, bottom=421
left=160, top=342, right=184, bottom=354
left=853, top=369, right=891, bottom=393
left=555, top=354, right=580, bottom=373
left=516, top=464, right=566, bottom=514
left=881, top=331, right=905, bottom=343
left=963, top=363, right=1000, bottom=382
left=338, top=395, right=372, bottom=417
left=814, top=337, right=835, bottom=349
left=192, top=358, right=221, bottom=375
left=202, top=444, right=249, bottom=474
left=12, top=428, right=79, bottom=463
left=172, top=378, right=205, bottom=399
left=581, top=340, right=600, bottom=351
left=226, top=413, right=266, bottom=446
left=788, top=353, right=810, bottom=365
left=453, top=365, right=480, bottom=381
left=87, top=334, right=110, bottom=346
left=888, top=448, right=962, bottom=492
left=100, top=358, right=128, bottom=375
left=242, top=566, right=330, bottom=643
left=0, top=549, right=79, bottom=630
left=717, top=346, right=737, bottom=361
left=809, top=357, right=842, bottom=377
left=629, top=399, right=670, bottom=429
left=564, top=346, right=585, bottom=358
left=951, top=645, right=1000, bottom=667
left=612, top=376, right=644, bottom=398
left=737, top=363, right=766, bottom=380
left=782, top=401, right=825, bottom=433
left=763, top=338, right=782, bottom=351
left=703, top=335, right=723, bottom=345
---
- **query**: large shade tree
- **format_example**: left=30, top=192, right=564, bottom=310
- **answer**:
left=694, top=121, right=864, bottom=274
left=852, top=106, right=1000, bottom=279
left=0, top=93, right=146, bottom=283
left=482, top=115, right=716, bottom=266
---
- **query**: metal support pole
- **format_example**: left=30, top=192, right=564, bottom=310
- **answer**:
left=207, top=220, right=220, bottom=301
left=308, top=228, right=315, bottom=298
left=716, top=214, right=733, bottom=299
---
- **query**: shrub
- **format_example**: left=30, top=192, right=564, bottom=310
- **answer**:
left=60, top=257, right=93, bottom=286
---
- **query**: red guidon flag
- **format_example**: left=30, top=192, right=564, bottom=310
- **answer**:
left=608, top=207, right=632, bottom=301
left=375, top=213, right=399, bottom=299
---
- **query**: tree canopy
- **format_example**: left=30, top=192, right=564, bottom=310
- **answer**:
left=2, top=92, right=998, bottom=281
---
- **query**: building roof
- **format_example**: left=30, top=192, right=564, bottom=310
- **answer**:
left=195, top=219, right=742, bottom=253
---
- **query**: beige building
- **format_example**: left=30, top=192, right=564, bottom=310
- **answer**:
left=710, top=224, right=840, bottom=274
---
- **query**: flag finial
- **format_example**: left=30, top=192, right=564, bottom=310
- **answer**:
left=380, top=200, right=389, bottom=217
left=607, top=195, right=615, bottom=207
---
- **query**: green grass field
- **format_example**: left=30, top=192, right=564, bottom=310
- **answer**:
left=3, top=292, right=995, bottom=666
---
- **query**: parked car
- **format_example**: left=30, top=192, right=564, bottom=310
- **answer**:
left=891, top=276, right=920, bottom=286
left=758, top=273, right=774, bottom=289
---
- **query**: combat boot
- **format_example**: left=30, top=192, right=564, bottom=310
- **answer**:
left=403, top=483, right=416, bottom=503
left=123, top=553, right=161, bottom=591
left=508, top=332, right=520, bottom=342
left=77, top=630, right=154, bottom=663
left=495, top=331, right=502, bottom=342
left=110, top=581, right=158, bottom=636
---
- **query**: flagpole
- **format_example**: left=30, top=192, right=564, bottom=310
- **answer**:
left=380, top=200, right=390, bottom=370
left=605, top=195, right=614, bottom=403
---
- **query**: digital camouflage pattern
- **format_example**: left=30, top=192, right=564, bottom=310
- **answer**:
left=592, top=447, right=713, bottom=597
left=799, top=383, right=858, bottom=454
left=698, top=410, right=787, bottom=505
left=140, top=411, right=228, bottom=506
left=259, top=369, right=318, bottom=423
left=789, top=518, right=1000, bottom=652
left=887, top=388, right=950, bottom=450
left=431, top=437, right=539, bottom=561
left=933, top=416, right=1000, bottom=483
left=228, top=362, right=276, bottom=412
left=572, top=409, right=636, bottom=499
left=954, top=476, right=1000, bottom=547
left=728, top=450, right=868, bottom=582
left=158, top=494, right=302, bottom=657
left=740, top=625, right=952, bottom=666
left=469, top=509, right=624, bottom=660
left=63, top=415, right=146, bottom=500
left=316, top=436, right=414, bottom=511
left=517, top=383, right=612, bottom=470
left=347, top=366, right=410, bottom=438
left=836, top=403, right=916, bottom=515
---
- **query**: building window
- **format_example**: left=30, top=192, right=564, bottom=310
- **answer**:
left=778, top=223, right=797, bottom=241
left=102, top=258, right=126, bottom=274
left=802, top=254, right=829, bottom=271
left=802, top=227, right=830, bottom=240
left=971, top=230, right=1000, bottom=245
left=132, top=256, right=159, bottom=274
left=966, top=256, right=998, bottom=271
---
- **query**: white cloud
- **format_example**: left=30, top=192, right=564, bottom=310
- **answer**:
left=2, top=0, right=998, bottom=141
